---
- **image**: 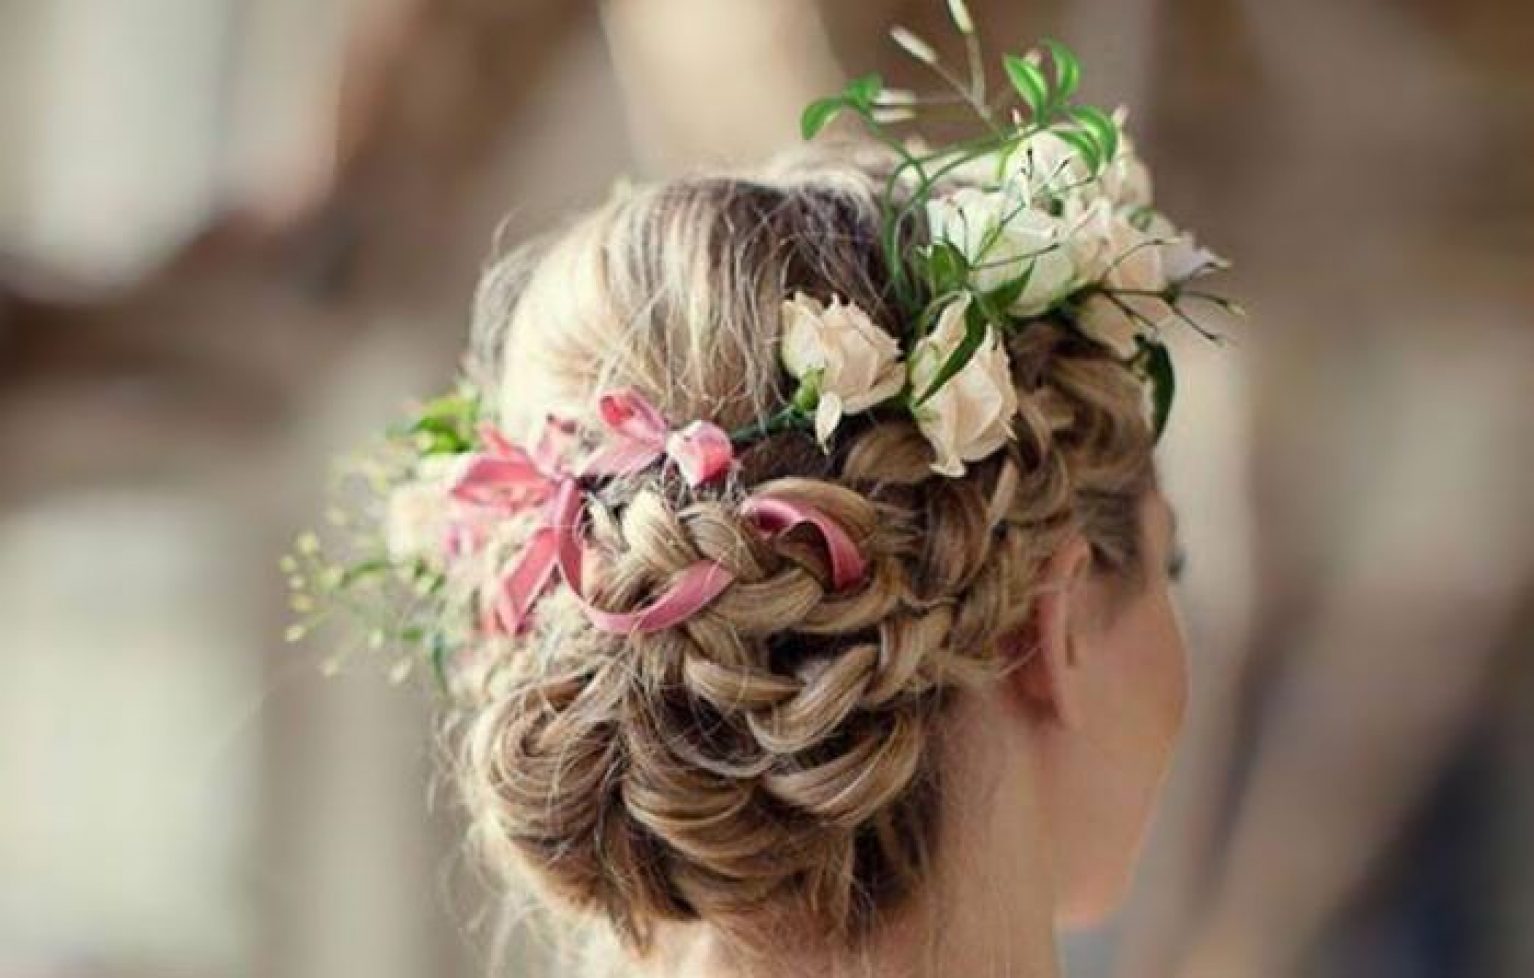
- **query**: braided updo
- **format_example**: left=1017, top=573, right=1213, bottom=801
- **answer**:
left=453, top=149, right=1156, bottom=962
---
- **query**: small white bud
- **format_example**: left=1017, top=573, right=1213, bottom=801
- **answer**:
left=874, top=88, right=919, bottom=107
left=871, top=107, right=917, bottom=125
left=946, top=0, right=975, bottom=34
left=890, top=26, right=939, bottom=65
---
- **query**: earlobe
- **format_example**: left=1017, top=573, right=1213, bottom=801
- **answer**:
left=1008, top=534, right=1093, bottom=728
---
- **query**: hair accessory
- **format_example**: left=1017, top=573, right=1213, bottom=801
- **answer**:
left=578, top=387, right=737, bottom=487
left=449, top=416, right=579, bottom=636
left=444, top=390, right=866, bottom=639
left=738, top=495, right=868, bottom=591
left=532, top=477, right=738, bottom=636
left=282, top=5, right=1240, bottom=694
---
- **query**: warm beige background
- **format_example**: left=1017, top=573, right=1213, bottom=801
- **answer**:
left=1, top=1, right=1530, bottom=976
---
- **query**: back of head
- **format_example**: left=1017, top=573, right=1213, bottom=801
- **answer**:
left=453, top=148, right=1157, bottom=962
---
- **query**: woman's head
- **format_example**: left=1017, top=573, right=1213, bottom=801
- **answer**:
left=454, top=151, right=1187, bottom=968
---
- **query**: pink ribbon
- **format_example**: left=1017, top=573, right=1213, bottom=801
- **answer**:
left=545, top=479, right=736, bottom=634
left=450, top=415, right=576, bottom=514
left=576, top=387, right=736, bottom=487
left=448, top=397, right=868, bottom=638
left=447, top=414, right=578, bottom=636
left=535, top=484, right=869, bottom=636
left=738, top=495, right=869, bottom=591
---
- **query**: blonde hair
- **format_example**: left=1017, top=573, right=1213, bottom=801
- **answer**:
left=452, top=147, right=1155, bottom=972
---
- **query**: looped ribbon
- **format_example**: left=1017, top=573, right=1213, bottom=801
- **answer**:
left=450, top=391, right=869, bottom=637
left=575, top=387, right=736, bottom=487
left=737, top=495, right=868, bottom=592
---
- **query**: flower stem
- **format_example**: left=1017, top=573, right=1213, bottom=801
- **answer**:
left=728, top=406, right=805, bottom=444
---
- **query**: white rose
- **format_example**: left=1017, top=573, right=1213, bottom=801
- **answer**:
left=1106, top=217, right=1166, bottom=294
left=907, top=294, right=1019, bottom=477
left=384, top=454, right=466, bottom=565
left=1065, top=197, right=1167, bottom=294
left=1061, top=196, right=1116, bottom=282
left=1012, top=130, right=1097, bottom=204
left=926, top=187, right=1078, bottom=317
left=780, top=292, right=906, bottom=448
left=1012, top=107, right=1152, bottom=209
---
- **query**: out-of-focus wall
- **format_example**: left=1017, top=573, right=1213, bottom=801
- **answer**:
left=0, top=0, right=231, bottom=283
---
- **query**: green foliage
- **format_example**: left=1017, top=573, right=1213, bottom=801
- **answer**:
left=1040, top=39, right=1080, bottom=103
left=281, top=382, right=492, bottom=695
left=918, top=240, right=970, bottom=296
left=1142, top=340, right=1176, bottom=439
left=407, top=389, right=480, bottom=455
left=1067, top=105, right=1119, bottom=169
left=1003, top=54, right=1049, bottom=117
left=801, top=73, right=885, bottom=140
left=912, top=297, right=991, bottom=408
left=794, top=11, right=1238, bottom=448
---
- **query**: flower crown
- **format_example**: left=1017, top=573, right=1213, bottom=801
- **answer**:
left=284, top=4, right=1238, bottom=694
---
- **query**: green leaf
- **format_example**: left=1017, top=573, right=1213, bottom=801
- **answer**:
left=801, top=97, right=847, bottom=140
left=980, top=256, right=1036, bottom=317
left=337, top=557, right=392, bottom=589
left=1070, top=105, right=1119, bottom=164
left=428, top=633, right=451, bottom=695
left=1143, top=340, right=1176, bottom=440
left=411, top=413, right=466, bottom=441
left=1003, top=54, right=1049, bottom=117
left=1050, top=125, right=1102, bottom=172
left=922, top=241, right=970, bottom=296
left=418, top=429, right=467, bottom=455
left=791, top=369, right=824, bottom=412
left=407, top=390, right=478, bottom=454
left=845, top=73, right=883, bottom=108
left=908, top=293, right=952, bottom=346
left=801, top=75, right=881, bottom=139
left=1041, top=39, right=1081, bottom=103
left=913, top=299, right=990, bottom=408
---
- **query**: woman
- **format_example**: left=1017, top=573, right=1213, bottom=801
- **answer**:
left=449, top=153, right=1193, bottom=976
left=298, top=26, right=1226, bottom=977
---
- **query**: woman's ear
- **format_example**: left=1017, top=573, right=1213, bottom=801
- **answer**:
left=1007, top=532, right=1094, bottom=729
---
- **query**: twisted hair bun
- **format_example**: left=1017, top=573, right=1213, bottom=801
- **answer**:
left=454, top=151, right=1155, bottom=959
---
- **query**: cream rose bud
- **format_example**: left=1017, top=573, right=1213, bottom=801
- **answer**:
left=1066, top=197, right=1168, bottom=294
left=779, top=292, right=906, bottom=448
left=926, top=187, right=1077, bottom=317
left=1142, top=211, right=1228, bottom=284
left=1073, top=293, right=1148, bottom=359
left=384, top=454, right=466, bottom=565
left=1100, top=135, right=1153, bottom=211
left=907, top=294, right=1019, bottom=477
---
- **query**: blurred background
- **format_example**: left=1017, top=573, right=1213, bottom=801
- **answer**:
left=1, top=1, right=1530, bottom=976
